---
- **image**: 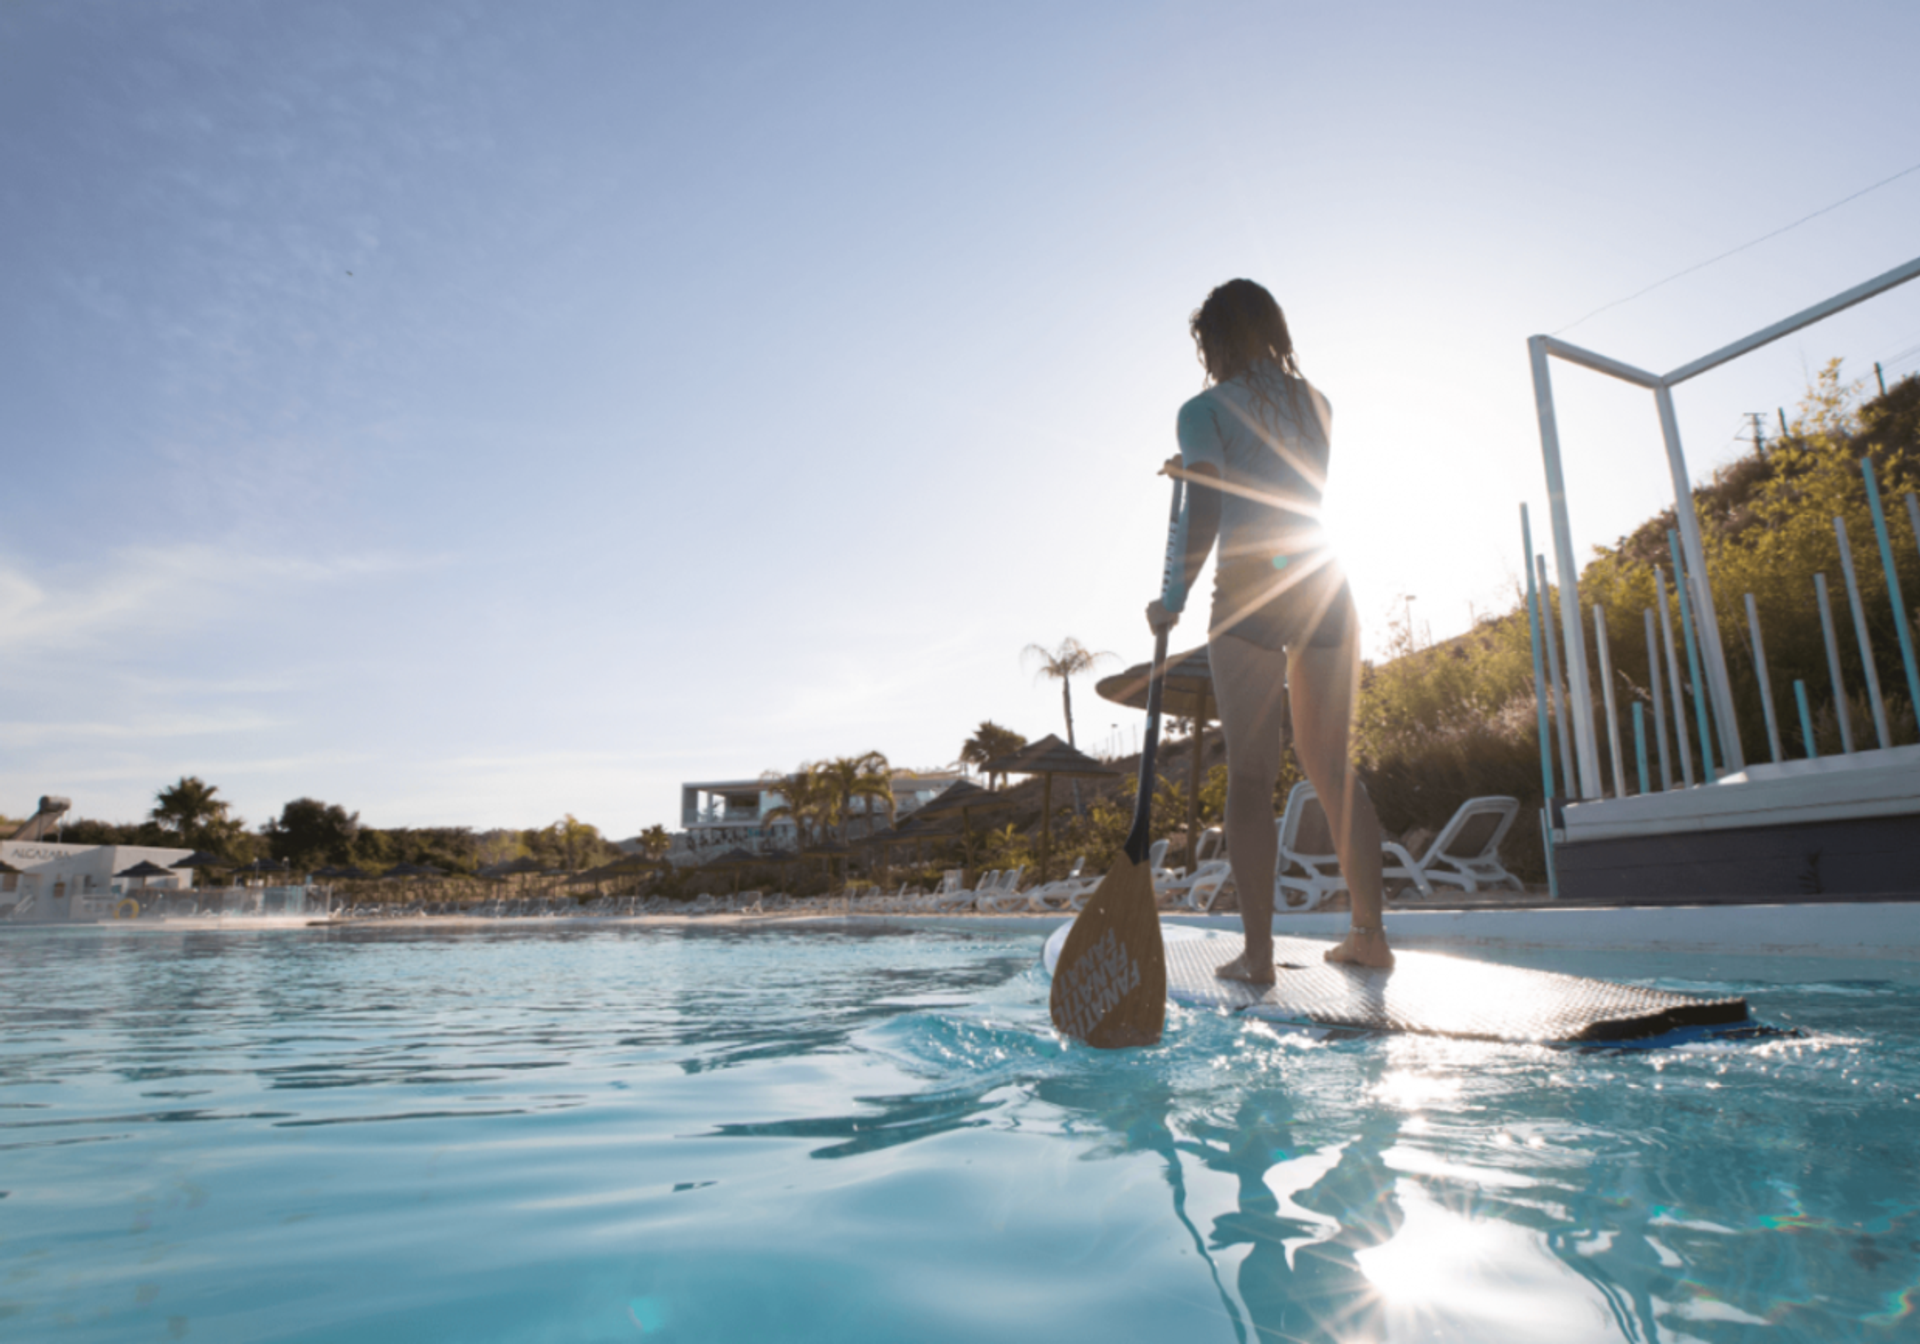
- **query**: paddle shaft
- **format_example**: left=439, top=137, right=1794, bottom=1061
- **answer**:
left=1124, top=476, right=1185, bottom=865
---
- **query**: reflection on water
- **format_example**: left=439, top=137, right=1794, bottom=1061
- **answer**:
left=1, top=925, right=1917, bottom=1342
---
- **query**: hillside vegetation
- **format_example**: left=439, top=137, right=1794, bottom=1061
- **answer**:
left=1351, top=364, right=1920, bottom=880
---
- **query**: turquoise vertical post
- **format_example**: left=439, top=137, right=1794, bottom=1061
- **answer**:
left=1860, top=458, right=1920, bottom=715
left=1668, top=530, right=1717, bottom=783
left=1794, top=680, right=1819, bottom=759
left=1633, top=703, right=1649, bottom=795
left=1522, top=505, right=1558, bottom=899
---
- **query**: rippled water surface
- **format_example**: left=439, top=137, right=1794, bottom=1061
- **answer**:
left=2, top=923, right=1917, bottom=1342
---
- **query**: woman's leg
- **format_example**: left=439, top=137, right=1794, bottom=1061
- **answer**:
left=1205, top=632, right=1291, bottom=983
left=1287, top=627, right=1393, bottom=968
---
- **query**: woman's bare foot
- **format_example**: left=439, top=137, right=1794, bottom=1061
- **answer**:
left=1323, top=928, right=1394, bottom=970
left=1214, top=949, right=1277, bottom=985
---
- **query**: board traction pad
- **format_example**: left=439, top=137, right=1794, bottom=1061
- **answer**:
left=1157, top=927, right=1750, bottom=1044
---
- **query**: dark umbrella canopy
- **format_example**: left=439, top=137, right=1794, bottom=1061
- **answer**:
left=981, top=735, right=1118, bottom=882
left=115, top=860, right=174, bottom=880
left=0, top=859, right=22, bottom=876
left=871, top=815, right=956, bottom=844
left=478, top=856, right=545, bottom=879
left=170, top=851, right=230, bottom=870
left=899, top=782, right=1009, bottom=872
left=383, top=862, right=445, bottom=879
left=1095, top=645, right=1222, bottom=722
left=1097, top=645, right=1253, bottom=870
left=982, top=735, right=1119, bottom=780
left=314, top=864, right=372, bottom=880
left=908, top=779, right=1015, bottom=822
left=705, top=847, right=764, bottom=868
left=570, top=856, right=659, bottom=883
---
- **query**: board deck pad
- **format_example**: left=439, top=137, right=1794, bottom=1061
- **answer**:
left=1045, top=924, right=1752, bottom=1045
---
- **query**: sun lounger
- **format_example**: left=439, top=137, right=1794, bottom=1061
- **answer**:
left=1169, top=859, right=1234, bottom=911
left=974, top=867, right=1030, bottom=913
left=1193, top=826, right=1224, bottom=865
left=1276, top=782, right=1430, bottom=910
left=1405, top=796, right=1524, bottom=892
left=927, top=869, right=985, bottom=912
left=1028, top=857, right=1096, bottom=911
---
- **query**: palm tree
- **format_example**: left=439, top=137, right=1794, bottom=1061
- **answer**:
left=759, top=766, right=837, bottom=851
left=150, top=776, right=233, bottom=850
left=1022, top=637, right=1116, bottom=749
left=816, top=752, right=894, bottom=840
left=637, top=824, right=673, bottom=862
left=960, top=721, right=1027, bottom=790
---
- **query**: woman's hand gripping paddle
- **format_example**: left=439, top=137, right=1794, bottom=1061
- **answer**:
left=1048, top=478, right=1187, bottom=1048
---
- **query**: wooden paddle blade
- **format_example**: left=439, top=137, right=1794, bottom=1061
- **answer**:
left=1049, top=855, right=1166, bottom=1048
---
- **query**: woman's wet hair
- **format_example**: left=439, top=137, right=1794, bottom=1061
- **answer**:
left=1189, top=279, right=1301, bottom=386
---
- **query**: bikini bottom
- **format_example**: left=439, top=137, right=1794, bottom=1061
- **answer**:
left=1209, top=553, right=1355, bottom=653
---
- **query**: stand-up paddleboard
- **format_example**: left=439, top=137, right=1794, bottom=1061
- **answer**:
left=1045, top=922, right=1765, bottom=1048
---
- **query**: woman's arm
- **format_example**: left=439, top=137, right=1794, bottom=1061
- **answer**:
left=1147, top=457, right=1220, bottom=634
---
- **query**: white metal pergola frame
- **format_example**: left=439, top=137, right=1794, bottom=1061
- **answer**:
left=1530, top=254, right=1920, bottom=801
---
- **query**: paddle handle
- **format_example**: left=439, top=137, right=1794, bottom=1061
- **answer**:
left=1125, top=478, right=1185, bottom=864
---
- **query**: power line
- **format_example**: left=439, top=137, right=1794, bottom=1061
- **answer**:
left=1555, top=155, right=1920, bottom=335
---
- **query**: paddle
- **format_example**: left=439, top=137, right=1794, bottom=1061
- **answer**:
left=1048, top=477, right=1186, bottom=1047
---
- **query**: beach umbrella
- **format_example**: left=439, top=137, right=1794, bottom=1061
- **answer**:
left=569, top=856, right=661, bottom=887
left=867, top=814, right=957, bottom=882
left=799, top=836, right=853, bottom=884
left=0, top=859, right=21, bottom=876
left=115, top=860, right=174, bottom=888
left=701, top=847, right=769, bottom=892
left=383, top=862, right=444, bottom=879
left=1097, top=645, right=1242, bottom=870
left=982, top=735, right=1118, bottom=883
left=170, top=851, right=228, bottom=890
left=902, top=781, right=1010, bottom=872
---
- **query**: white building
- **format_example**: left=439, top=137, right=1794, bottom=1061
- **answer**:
left=674, top=771, right=969, bottom=860
left=0, top=839, right=200, bottom=923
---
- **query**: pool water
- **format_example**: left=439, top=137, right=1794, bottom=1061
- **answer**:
left=2, top=923, right=1916, bottom=1343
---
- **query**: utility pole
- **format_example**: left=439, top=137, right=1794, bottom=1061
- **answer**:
left=1747, top=411, right=1766, bottom=457
left=1778, top=407, right=1790, bottom=437
left=1875, top=361, right=1887, bottom=396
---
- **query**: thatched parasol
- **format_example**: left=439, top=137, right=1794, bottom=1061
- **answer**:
left=170, top=851, right=230, bottom=884
left=1096, top=644, right=1266, bottom=869
left=383, top=862, right=445, bottom=879
left=982, top=734, right=1117, bottom=882
left=905, top=781, right=1012, bottom=872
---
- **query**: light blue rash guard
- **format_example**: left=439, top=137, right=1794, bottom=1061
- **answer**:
left=1176, top=368, right=1332, bottom=568
left=1175, top=367, right=1350, bottom=651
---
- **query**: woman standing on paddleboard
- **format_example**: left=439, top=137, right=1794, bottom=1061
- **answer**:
left=1146, top=278, right=1393, bottom=977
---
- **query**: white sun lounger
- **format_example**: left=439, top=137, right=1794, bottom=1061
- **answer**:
left=974, top=867, right=1030, bottom=913
left=1407, top=796, right=1524, bottom=892
left=1028, top=857, right=1095, bottom=912
left=1276, top=782, right=1430, bottom=910
left=928, top=868, right=989, bottom=912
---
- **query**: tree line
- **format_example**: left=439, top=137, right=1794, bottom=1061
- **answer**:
left=55, top=779, right=638, bottom=877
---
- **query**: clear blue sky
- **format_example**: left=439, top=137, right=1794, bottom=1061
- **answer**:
left=5, top=0, right=1918, bottom=838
